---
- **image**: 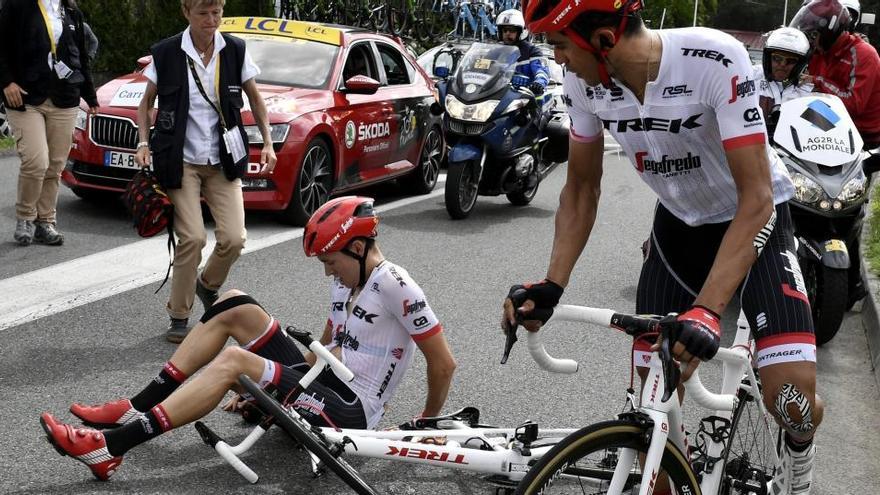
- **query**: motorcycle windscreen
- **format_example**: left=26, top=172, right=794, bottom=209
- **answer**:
left=451, top=43, right=520, bottom=103
left=773, top=95, right=863, bottom=167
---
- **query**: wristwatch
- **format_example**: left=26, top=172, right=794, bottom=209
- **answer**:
left=136, top=141, right=149, bottom=150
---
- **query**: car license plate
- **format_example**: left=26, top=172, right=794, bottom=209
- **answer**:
left=104, top=150, right=138, bottom=169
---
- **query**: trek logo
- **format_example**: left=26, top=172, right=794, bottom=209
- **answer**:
left=402, top=299, right=427, bottom=316
left=377, top=362, right=396, bottom=398
left=358, top=122, right=390, bottom=141
left=552, top=4, right=572, bottom=25
left=743, top=107, right=762, bottom=123
left=649, top=374, right=660, bottom=402
left=728, top=75, right=756, bottom=103
left=334, top=327, right=360, bottom=351
left=331, top=301, right=345, bottom=311
left=389, top=266, right=407, bottom=287
left=385, top=446, right=469, bottom=465
left=635, top=151, right=702, bottom=174
left=352, top=305, right=378, bottom=324
left=661, top=84, right=693, bottom=98
left=681, top=48, right=733, bottom=67
left=413, top=316, right=430, bottom=328
left=602, top=114, right=702, bottom=133
left=562, top=94, right=573, bottom=107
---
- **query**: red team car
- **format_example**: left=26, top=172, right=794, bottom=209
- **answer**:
left=62, top=18, right=444, bottom=224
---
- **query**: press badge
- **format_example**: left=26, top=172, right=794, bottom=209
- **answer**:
left=223, top=128, right=247, bottom=163
left=53, top=60, right=73, bottom=80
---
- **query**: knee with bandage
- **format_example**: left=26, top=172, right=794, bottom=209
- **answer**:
left=772, top=383, right=816, bottom=437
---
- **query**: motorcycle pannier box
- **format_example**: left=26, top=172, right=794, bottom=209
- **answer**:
left=543, top=113, right=570, bottom=163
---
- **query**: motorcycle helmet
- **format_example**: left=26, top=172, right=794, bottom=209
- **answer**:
left=789, top=0, right=851, bottom=51
left=762, top=27, right=811, bottom=85
left=496, top=9, right=528, bottom=41
left=522, top=0, right=643, bottom=87
left=839, top=0, right=861, bottom=30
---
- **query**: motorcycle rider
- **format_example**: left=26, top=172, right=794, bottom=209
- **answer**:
left=496, top=8, right=550, bottom=96
left=503, top=0, right=823, bottom=493
left=755, top=27, right=813, bottom=120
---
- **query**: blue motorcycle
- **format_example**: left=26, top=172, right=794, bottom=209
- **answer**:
left=433, top=42, right=568, bottom=219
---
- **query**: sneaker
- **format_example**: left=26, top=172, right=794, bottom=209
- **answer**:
left=40, top=412, right=123, bottom=481
left=33, top=221, right=64, bottom=245
left=165, top=317, right=190, bottom=344
left=769, top=440, right=816, bottom=495
left=13, top=219, right=34, bottom=246
left=70, top=398, right=141, bottom=429
left=195, top=276, right=219, bottom=309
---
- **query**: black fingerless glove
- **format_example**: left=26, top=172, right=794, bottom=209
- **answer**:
left=662, top=305, right=721, bottom=361
left=507, top=279, right=564, bottom=324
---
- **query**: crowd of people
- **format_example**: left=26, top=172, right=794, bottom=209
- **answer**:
left=1, top=0, right=878, bottom=493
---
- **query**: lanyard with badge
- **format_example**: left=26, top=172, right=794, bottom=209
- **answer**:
left=187, top=55, right=247, bottom=163
left=37, top=0, right=73, bottom=80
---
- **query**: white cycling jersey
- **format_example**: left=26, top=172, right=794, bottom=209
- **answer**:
left=565, top=27, right=794, bottom=226
left=326, top=261, right=442, bottom=428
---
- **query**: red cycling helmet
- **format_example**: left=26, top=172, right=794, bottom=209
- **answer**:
left=789, top=0, right=851, bottom=51
left=303, top=196, right=378, bottom=257
left=523, top=0, right=643, bottom=86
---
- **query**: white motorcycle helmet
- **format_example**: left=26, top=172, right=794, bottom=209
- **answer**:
left=763, top=27, right=811, bottom=85
left=496, top=9, right=528, bottom=41
left=839, top=0, right=861, bottom=29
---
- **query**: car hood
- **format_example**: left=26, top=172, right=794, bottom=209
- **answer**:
left=96, top=74, right=332, bottom=124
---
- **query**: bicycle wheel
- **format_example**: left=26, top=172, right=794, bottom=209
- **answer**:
left=716, top=374, right=779, bottom=494
left=239, top=375, right=378, bottom=495
left=515, top=420, right=699, bottom=495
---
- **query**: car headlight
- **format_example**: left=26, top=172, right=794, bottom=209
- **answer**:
left=501, top=98, right=529, bottom=115
left=445, top=95, right=498, bottom=122
left=75, top=108, right=88, bottom=130
left=838, top=174, right=868, bottom=203
left=244, top=124, right=289, bottom=145
left=790, top=171, right=824, bottom=204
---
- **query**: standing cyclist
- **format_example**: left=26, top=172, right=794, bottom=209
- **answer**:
left=496, top=8, right=550, bottom=96
left=40, top=196, right=457, bottom=481
left=501, top=1, right=823, bottom=494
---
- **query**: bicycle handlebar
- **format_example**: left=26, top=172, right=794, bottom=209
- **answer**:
left=286, top=326, right=355, bottom=383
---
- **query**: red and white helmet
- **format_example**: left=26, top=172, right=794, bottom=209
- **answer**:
left=789, top=0, right=851, bottom=51
left=303, top=196, right=378, bottom=257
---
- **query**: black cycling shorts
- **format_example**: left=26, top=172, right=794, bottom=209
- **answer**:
left=247, top=320, right=368, bottom=429
left=635, top=202, right=815, bottom=367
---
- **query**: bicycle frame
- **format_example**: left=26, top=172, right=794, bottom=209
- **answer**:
left=527, top=305, right=780, bottom=495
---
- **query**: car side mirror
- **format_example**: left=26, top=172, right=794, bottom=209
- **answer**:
left=136, top=55, right=152, bottom=72
left=343, top=75, right=381, bottom=95
left=434, top=66, right=450, bottom=79
left=861, top=12, right=875, bottom=25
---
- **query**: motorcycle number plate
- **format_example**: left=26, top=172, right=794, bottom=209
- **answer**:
left=825, top=239, right=847, bottom=252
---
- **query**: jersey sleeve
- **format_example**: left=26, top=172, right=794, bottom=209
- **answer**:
left=563, top=71, right=603, bottom=143
left=381, top=266, right=442, bottom=342
left=241, top=48, right=260, bottom=83
left=705, top=43, right=767, bottom=151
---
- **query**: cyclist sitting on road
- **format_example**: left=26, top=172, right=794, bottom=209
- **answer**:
left=502, top=1, right=823, bottom=494
left=754, top=27, right=813, bottom=119
left=496, top=8, right=550, bottom=95
left=39, top=196, right=457, bottom=481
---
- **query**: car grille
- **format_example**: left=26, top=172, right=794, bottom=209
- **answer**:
left=447, top=120, right=492, bottom=136
left=68, top=161, right=136, bottom=190
left=90, top=115, right=141, bottom=150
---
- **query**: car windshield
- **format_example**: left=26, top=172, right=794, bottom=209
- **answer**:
left=242, top=36, right=339, bottom=89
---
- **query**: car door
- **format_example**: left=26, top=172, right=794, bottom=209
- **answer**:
left=334, top=41, right=393, bottom=188
left=373, top=41, right=433, bottom=174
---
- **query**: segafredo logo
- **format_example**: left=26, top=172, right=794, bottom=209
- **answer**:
left=345, top=120, right=356, bottom=149
left=358, top=121, right=390, bottom=141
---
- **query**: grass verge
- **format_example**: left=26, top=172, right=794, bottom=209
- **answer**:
left=866, top=180, right=880, bottom=276
left=0, top=136, right=13, bottom=151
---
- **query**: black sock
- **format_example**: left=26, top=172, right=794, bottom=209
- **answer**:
left=130, top=362, right=187, bottom=412
left=104, top=406, right=170, bottom=456
left=784, top=432, right=812, bottom=452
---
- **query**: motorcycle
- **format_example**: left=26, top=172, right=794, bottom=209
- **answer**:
left=770, top=94, right=877, bottom=345
left=431, top=42, right=568, bottom=219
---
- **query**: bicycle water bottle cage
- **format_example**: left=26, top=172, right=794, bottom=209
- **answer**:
left=514, top=422, right=538, bottom=444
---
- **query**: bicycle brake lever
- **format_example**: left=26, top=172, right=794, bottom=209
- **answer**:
left=501, top=318, right=518, bottom=365
left=659, top=332, right=681, bottom=403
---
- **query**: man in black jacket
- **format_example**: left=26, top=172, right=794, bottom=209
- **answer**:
left=0, top=0, right=99, bottom=245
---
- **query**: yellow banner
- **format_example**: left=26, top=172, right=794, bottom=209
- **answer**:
left=220, top=17, right=342, bottom=46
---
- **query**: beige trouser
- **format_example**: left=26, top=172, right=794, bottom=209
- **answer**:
left=6, top=100, right=78, bottom=223
left=166, top=163, right=246, bottom=320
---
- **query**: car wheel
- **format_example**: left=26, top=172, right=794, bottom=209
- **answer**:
left=279, top=139, right=333, bottom=226
left=400, top=125, right=442, bottom=194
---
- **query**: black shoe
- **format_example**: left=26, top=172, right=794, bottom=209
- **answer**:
left=165, top=317, right=191, bottom=344
left=195, top=276, right=219, bottom=309
left=34, top=221, right=64, bottom=246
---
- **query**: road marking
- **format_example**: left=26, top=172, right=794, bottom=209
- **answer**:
left=0, top=177, right=446, bottom=331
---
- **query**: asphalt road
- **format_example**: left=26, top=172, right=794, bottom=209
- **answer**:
left=1, top=151, right=878, bottom=494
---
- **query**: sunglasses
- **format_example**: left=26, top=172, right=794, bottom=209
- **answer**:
left=771, top=54, right=800, bottom=66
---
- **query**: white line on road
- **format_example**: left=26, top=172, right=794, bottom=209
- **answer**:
left=0, top=177, right=446, bottom=331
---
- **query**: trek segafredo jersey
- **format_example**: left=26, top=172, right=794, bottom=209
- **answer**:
left=327, top=261, right=441, bottom=428
left=566, top=27, right=794, bottom=226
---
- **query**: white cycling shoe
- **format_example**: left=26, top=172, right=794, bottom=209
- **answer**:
left=768, top=440, right=816, bottom=495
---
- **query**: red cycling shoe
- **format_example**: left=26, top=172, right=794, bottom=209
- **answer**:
left=70, top=398, right=141, bottom=428
left=40, top=412, right=123, bottom=481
